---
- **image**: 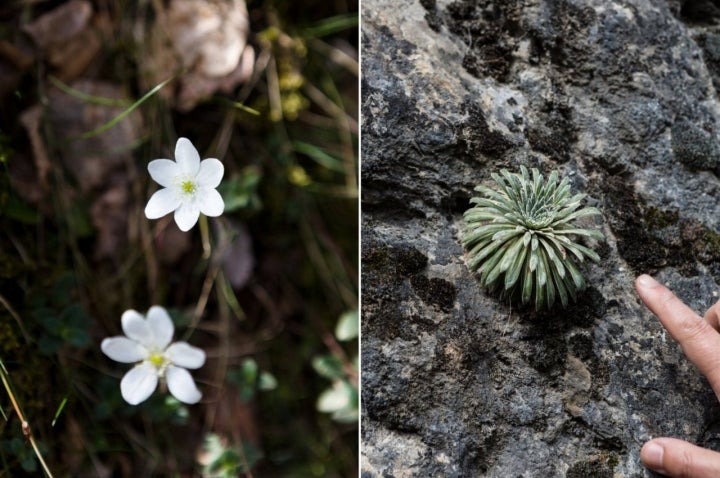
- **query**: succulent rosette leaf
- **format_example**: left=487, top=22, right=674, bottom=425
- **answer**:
left=462, top=166, right=603, bottom=310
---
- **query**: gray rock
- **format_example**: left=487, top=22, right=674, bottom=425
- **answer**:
left=671, top=119, right=720, bottom=172
left=361, top=0, right=720, bottom=476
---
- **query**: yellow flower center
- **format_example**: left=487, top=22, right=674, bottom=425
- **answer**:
left=181, top=180, right=197, bottom=195
left=149, top=352, right=166, bottom=368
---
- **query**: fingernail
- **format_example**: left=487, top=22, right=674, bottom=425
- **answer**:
left=637, top=274, right=659, bottom=288
left=642, top=442, right=664, bottom=470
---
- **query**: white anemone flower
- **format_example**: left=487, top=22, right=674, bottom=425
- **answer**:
left=101, top=306, right=206, bottom=405
left=145, top=137, right=225, bottom=231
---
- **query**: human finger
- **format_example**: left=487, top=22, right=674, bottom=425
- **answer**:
left=642, top=437, right=720, bottom=478
left=635, top=274, right=720, bottom=396
left=703, top=299, right=720, bottom=333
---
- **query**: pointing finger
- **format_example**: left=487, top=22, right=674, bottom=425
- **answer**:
left=642, top=438, right=720, bottom=478
left=635, top=274, right=720, bottom=398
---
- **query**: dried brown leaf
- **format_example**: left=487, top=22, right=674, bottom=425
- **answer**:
left=22, top=0, right=92, bottom=50
left=215, top=221, right=254, bottom=289
left=147, top=0, right=253, bottom=111
left=46, top=80, right=143, bottom=192
left=47, top=22, right=101, bottom=81
left=90, top=180, right=130, bottom=259
left=19, top=105, right=51, bottom=190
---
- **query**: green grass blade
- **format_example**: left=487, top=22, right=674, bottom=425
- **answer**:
left=230, top=101, right=261, bottom=115
left=304, top=13, right=358, bottom=37
left=49, top=76, right=131, bottom=107
left=293, top=141, right=346, bottom=173
left=79, top=75, right=176, bottom=139
left=51, top=396, right=68, bottom=427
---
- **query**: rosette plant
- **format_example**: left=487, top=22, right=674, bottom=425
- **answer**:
left=461, top=166, right=603, bottom=309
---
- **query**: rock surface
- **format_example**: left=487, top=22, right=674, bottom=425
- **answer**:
left=361, top=0, right=720, bottom=476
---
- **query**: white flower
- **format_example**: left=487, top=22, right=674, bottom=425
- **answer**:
left=101, top=306, right=206, bottom=405
left=145, top=137, right=225, bottom=231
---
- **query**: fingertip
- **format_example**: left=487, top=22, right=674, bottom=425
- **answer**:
left=641, top=437, right=720, bottom=477
left=704, top=300, right=720, bottom=332
left=640, top=440, right=665, bottom=472
left=636, top=274, right=660, bottom=290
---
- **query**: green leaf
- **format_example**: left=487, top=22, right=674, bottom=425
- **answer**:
left=312, top=355, right=344, bottom=380
left=335, top=310, right=358, bottom=341
left=293, top=141, right=345, bottom=173
left=522, top=261, right=534, bottom=305
left=2, top=194, right=39, bottom=224
left=316, top=382, right=349, bottom=413
left=490, top=227, right=524, bottom=244
left=564, top=259, right=585, bottom=290
left=537, top=249, right=555, bottom=308
left=554, top=228, right=605, bottom=240
left=65, top=327, right=89, bottom=347
left=304, top=13, right=358, bottom=37
left=554, top=206, right=602, bottom=225
left=258, top=372, right=277, bottom=391
left=316, top=380, right=358, bottom=423
left=467, top=237, right=504, bottom=271
left=463, top=209, right=505, bottom=222
left=217, top=167, right=263, bottom=213
left=549, top=261, right=569, bottom=307
left=481, top=240, right=514, bottom=287
left=462, top=223, right=515, bottom=245
left=503, top=239, right=528, bottom=290
left=227, top=359, right=261, bottom=403
left=38, top=334, right=62, bottom=355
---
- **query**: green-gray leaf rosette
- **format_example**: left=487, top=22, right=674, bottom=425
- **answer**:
left=462, top=167, right=603, bottom=310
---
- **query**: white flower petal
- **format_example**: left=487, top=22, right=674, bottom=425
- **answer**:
left=120, top=363, right=158, bottom=405
left=175, top=138, right=200, bottom=176
left=145, top=188, right=181, bottom=219
left=166, top=365, right=202, bottom=404
left=166, top=342, right=206, bottom=369
left=174, top=202, right=200, bottom=231
left=121, top=310, right=154, bottom=347
left=101, top=337, right=148, bottom=363
left=146, top=306, right=174, bottom=350
left=196, top=158, right=224, bottom=189
left=198, top=188, right=225, bottom=217
left=148, top=159, right=180, bottom=188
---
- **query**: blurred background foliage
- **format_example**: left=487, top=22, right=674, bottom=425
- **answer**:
left=0, top=0, right=357, bottom=476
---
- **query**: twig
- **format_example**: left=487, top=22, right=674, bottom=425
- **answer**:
left=199, top=215, right=212, bottom=260
left=0, top=295, right=32, bottom=344
left=182, top=259, right=220, bottom=342
left=0, top=361, right=54, bottom=477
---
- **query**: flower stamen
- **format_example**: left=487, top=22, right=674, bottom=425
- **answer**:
left=148, top=352, right=166, bottom=369
left=181, top=180, right=197, bottom=195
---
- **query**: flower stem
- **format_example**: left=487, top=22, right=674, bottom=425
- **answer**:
left=0, top=359, right=54, bottom=477
left=199, top=215, right=211, bottom=259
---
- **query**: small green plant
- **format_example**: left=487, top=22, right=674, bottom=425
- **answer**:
left=313, top=310, right=358, bottom=423
left=197, top=433, right=260, bottom=478
left=461, top=166, right=603, bottom=309
left=227, top=358, right=277, bottom=403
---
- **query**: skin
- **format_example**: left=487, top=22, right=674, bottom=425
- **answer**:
left=635, top=274, right=720, bottom=478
